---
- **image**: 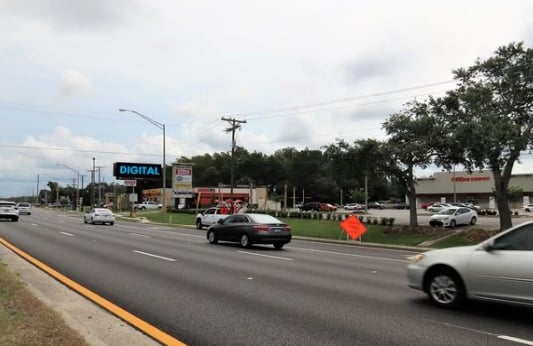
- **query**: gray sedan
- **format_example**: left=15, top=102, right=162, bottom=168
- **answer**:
left=407, top=220, right=533, bottom=308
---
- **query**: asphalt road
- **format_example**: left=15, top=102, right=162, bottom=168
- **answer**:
left=1, top=208, right=532, bottom=345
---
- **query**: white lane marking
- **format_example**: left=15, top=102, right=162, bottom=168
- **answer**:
left=129, top=233, right=151, bottom=238
left=132, top=250, right=176, bottom=262
left=498, top=336, right=533, bottom=345
left=237, top=251, right=294, bottom=261
left=425, top=319, right=533, bottom=345
left=59, top=231, right=74, bottom=237
left=31, top=223, right=38, bottom=226
left=291, top=246, right=408, bottom=262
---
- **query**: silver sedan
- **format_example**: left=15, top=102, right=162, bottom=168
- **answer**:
left=84, top=208, right=115, bottom=225
left=407, top=220, right=533, bottom=308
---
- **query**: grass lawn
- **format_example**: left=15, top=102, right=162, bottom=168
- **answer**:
left=0, top=261, right=89, bottom=346
left=130, top=211, right=443, bottom=247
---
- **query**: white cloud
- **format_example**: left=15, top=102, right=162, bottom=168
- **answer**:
left=56, top=70, right=93, bottom=102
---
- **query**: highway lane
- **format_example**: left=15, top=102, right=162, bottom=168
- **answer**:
left=1, top=208, right=532, bottom=345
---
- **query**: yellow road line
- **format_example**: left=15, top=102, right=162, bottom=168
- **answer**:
left=0, top=237, right=186, bottom=346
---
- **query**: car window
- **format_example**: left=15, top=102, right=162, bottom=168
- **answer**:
left=205, top=208, right=215, bottom=215
left=493, top=224, right=533, bottom=250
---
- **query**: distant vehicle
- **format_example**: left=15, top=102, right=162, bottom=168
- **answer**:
left=320, top=203, right=337, bottom=212
left=429, top=207, right=477, bottom=227
left=134, top=201, right=162, bottom=210
left=84, top=208, right=115, bottom=225
left=344, top=203, right=364, bottom=211
left=407, top=220, right=533, bottom=308
left=294, top=203, right=303, bottom=209
left=15, top=202, right=32, bottom=215
left=196, top=207, right=229, bottom=229
left=300, top=202, right=321, bottom=211
left=0, top=200, right=19, bottom=222
left=393, top=202, right=410, bottom=209
left=427, top=203, right=452, bottom=213
left=368, top=202, right=384, bottom=209
left=206, top=213, right=291, bottom=249
left=420, top=201, right=438, bottom=210
left=521, top=204, right=533, bottom=212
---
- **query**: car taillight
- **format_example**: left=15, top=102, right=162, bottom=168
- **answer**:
left=284, top=225, right=291, bottom=232
left=253, top=225, right=270, bottom=232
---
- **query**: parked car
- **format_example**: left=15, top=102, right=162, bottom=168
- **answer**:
left=368, top=202, right=384, bottom=209
left=320, top=203, right=337, bottom=212
left=393, top=202, right=410, bottom=209
left=206, top=213, right=291, bottom=249
left=420, top=201, right=438, bottom=210
left=407, top=220, right=533, bottom=308
left=521, top=204, right=533, bottom=212
left=429, top=207, right=477, bottom=227
left=134, top=201, right=162, bottom=210
left=427, top=203, right=452, bottom=213
left=15, top=202, right=32, bottom=215
left=84, top=208, right=115, bottom=225
left=300, top=202, right=321, bottom=211
left=344, top=203, right=364, bottom=211
left=0, top=200, right=19, bottom=222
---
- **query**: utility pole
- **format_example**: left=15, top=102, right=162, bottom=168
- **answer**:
left=96, top=165, right=105, bottom=206
left=221, top=116, right=247, bottom=203
left=90, top=157, right=96, bottom=207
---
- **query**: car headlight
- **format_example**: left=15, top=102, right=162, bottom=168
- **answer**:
left=407, top=253, right=425, bottom=262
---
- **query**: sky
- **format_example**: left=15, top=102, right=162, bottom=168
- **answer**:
left=1, top=0, right=532, bottom=198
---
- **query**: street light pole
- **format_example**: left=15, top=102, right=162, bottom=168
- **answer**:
left=57, top=163, right=80, bottom=211
left=119, top=108, right=167, bottom=212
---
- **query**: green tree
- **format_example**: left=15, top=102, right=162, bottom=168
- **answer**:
left=382, top=100, right=442, bottom=226
left=440, top=42, right=533, bottom=230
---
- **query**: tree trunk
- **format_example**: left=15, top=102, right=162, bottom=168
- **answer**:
left=492, top=168, right=512, bottom=231
left=407, top=183, right=418, bottom=227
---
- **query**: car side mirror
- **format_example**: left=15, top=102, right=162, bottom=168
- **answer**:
left=482, top=239, right=495, bottom=252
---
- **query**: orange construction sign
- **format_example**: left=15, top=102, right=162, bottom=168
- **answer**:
left=340, top=215, right=367, bottom=240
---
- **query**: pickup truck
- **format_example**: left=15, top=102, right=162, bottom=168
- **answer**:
left=134, top=201, right=162, bottom=210
left=196, top=207, right=229, bottom=229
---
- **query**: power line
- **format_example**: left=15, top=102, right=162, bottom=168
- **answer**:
left=239, top=80, right=455, bottom=118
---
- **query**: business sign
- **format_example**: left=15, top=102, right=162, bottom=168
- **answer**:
left=113, top=162, right=162, bottom=179
left=123, top=180, right=137, bottom=186
left=173, top=165, right=193, bottom=198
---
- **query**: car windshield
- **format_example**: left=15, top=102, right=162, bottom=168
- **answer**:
left=438, top=208, right=457, bottom=215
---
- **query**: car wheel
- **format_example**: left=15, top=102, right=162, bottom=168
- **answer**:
left=470, top=217, right=477, bottom=225
left=84, top=217, right=87, bottom=224
left=110, top=222, right=114, bottom=226
left=196, top=219, right=203, bottom=230
left=449, top=219, right=456, bottom=228
left=240, top=233, right=251, bottom=248
left=12, top=216, right=19, bottom=222
left=426, top=270, right=465, bottom=308
left=90, top=217, right=94, bottom=224
left=527, top=208, right=531, bottom=212
left=273, top=242, right=284, bottom=250
left=207, top=231, right=218, bottom=244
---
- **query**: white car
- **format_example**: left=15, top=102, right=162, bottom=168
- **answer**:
left=84, top=208, right=115, bottom=225
left=429, top=207, right=477, bottom=227
left=344, top=203, right=364, bottom=211
left=0, top=200, right=19, bottom=222
left=427, top=203, right=452, bottom=213
left=16, top=202, right=32, bottom=215
left=407, top=220, right=533, bottom=308
left=521, top=204, right=533, bottom=212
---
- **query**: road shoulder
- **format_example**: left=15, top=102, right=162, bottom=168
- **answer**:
left=0, top=244, right=160, bottom=346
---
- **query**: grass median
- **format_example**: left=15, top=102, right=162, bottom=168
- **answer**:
left=128, top=210, right=485, bottom=248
